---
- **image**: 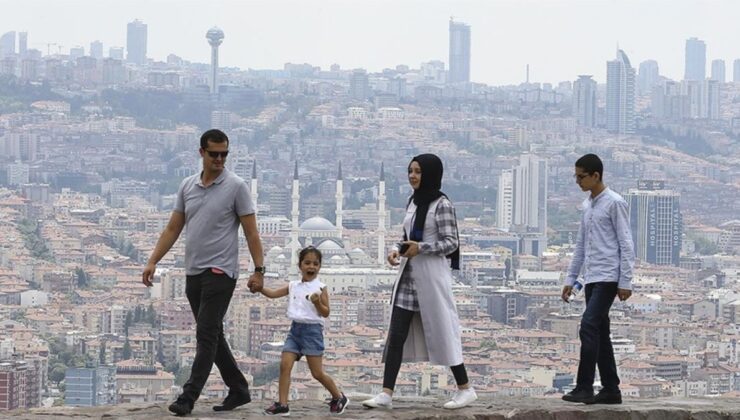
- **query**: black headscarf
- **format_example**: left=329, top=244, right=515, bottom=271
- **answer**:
left=404, top=153, right=460, bottom=269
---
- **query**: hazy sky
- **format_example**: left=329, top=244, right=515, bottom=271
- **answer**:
left=3, top=0, right=739, bottom=85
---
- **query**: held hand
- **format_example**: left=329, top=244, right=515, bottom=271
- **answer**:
left=400, top=241, right=420, bottom=258
left=142, top=263, right=156, bottom=287
left=387, top=250, right=400, bottom=266
left=247, top=273, right=264, bottom=293
left=617, top=288, right=632, bottom=301
left=561, top=286, right=573, bottom=303
left=309, top=292, right=321, bottom=304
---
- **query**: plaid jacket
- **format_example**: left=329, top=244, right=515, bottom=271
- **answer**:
left=395, top=198, right=458, bottom=311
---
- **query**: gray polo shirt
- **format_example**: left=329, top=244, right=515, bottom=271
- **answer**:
left=174, top=168, right=255, bottom=279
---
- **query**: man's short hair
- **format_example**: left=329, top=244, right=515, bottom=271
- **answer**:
left=200, top=129, right=229, bottom=149
left=575, top=153, right=604, bottom=181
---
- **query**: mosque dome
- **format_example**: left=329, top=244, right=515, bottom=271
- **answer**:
left=316, top=240, right=343, bottom=251
left=300, top=217, right=336, bottom=231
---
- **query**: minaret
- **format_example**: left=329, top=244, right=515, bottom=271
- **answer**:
left=377, top=162, right=386, bottom=265
left=290, top=162, right=300, bottom=274
left=250, top=160, right=258, bottom=211
left=336, top=163, right=343, bottom=239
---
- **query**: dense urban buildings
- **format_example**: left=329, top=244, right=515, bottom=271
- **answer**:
left=0, top=17, right=739, bottom=412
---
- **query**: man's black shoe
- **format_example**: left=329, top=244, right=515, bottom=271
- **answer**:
left=168, top=397, right=194, bottom=416
left=213, top=390, right=251, bottom=411
left=561, top=389, right=595, bottom=403
left=585, top=390, right=622, bottom=405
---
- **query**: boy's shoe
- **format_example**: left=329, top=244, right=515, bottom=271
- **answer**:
left=585, top=389, right=622, bottom=405
left=329, top=393, right=349, bottom=415
left=168, top=396, right=193, bottom=416
left=361, top=392, right=392, bottom=409
left=264, top=401, right=290, bottom=416
left=562, top=388, right=595, bottom=403
left=212, top=389, right=251, bottom=411
left=443, top=387, right=478, bottom=409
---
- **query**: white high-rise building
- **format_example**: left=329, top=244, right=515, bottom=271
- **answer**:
left=511, top=154, right=548, bottom=234
left=606, top=49, right=636, bottom=134
left=734, top=59, right=740, bottom=83
left=498, top=154, right=548, bottom=238
left=496, top=169, right=513, bottom=229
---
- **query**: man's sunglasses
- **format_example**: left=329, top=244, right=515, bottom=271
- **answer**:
left=205, top=150, right=229, bottom=158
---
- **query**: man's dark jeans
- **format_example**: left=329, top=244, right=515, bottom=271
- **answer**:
left=181, top=269, right=249, bottom=402
left=576, top=282, right=620, bottom=393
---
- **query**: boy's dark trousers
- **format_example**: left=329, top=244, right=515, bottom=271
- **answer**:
left=576, top=282, right=620, bottom=392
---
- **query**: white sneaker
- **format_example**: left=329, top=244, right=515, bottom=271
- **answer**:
left=362, top=392, right=393, bottom=409
left=443, top=387, right=477, bottom=409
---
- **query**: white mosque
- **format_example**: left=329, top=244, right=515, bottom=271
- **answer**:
left=251, top=161, right=397, bottom=293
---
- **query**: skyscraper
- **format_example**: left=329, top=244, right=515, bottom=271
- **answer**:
left=90, top=40, right=103, bottom=60
left=637, top=60, right=660, bottom=94
left=625, top=181, right=682, bottom=266
left=126, top=19, right=147, bottom=65
left=684, top=37, right=706, bottom=81
left=606, top=49, right=636, bottom=134
left=734, top=59, right=740, bottom=83
left=573, top=75, right=597, bottom=127
left=18, top=32, right=27, bottom=56
left=711, top=59, right=726, bottom=82
left=448, top=18, right=471, bottom=84
left=0, top=31, right=16, bottom=58
left=206, top=27, right=224, bottom=95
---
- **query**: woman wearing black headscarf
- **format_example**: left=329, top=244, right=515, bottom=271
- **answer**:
left=362, top=154, right=477, bottom=410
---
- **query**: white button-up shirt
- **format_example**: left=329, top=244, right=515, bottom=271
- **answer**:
left=566, top=187, right=636, bottom=290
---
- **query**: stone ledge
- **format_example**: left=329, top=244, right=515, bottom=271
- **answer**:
left=8, top=397, right=740, bottom=419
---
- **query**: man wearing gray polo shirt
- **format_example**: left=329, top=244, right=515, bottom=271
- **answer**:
left=142, top=129, right=265, bottom=416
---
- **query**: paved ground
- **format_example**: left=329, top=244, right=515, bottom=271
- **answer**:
left=6, top=395, right=740, bottom=419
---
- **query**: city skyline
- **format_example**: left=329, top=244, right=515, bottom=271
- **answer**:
left=2, top=0, right=740, bottom=85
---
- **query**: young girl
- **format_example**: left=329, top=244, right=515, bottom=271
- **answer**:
left=260, top=246, right=349, bottom=416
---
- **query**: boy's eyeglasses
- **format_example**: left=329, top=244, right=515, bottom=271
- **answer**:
left=205, top=150, right=229, bottom=158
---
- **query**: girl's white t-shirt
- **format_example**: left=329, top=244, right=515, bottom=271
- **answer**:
left=286, top=278, right=326, bottom=325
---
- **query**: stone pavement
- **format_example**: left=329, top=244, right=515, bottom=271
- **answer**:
left=6, top=395, right=740, bottom=419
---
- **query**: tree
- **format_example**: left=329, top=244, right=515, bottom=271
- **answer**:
left=49, top=364, right=66, bottom=385
left=75, top=267, right=89, bottom=288
left=253, top=362, right=281, bottom=386
left=122, top=338, right=132, bottom=360
left=175, top=365, right=191, bottom=386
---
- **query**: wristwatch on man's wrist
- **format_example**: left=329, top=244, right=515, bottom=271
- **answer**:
left=254, top=266, right=266, bottom=274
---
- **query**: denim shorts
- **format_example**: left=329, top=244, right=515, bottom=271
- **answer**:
left=283, top=321, right=324, bottom=358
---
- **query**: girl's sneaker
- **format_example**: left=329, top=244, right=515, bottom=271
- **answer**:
left=329, top=393, right=349, bottom=415
left=361, top=392, right=392, bottom=409
left=264, top=402, right=290, bottom=416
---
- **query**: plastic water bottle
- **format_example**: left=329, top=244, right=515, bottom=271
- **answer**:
left=567, top=279, right=584, bottom=303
